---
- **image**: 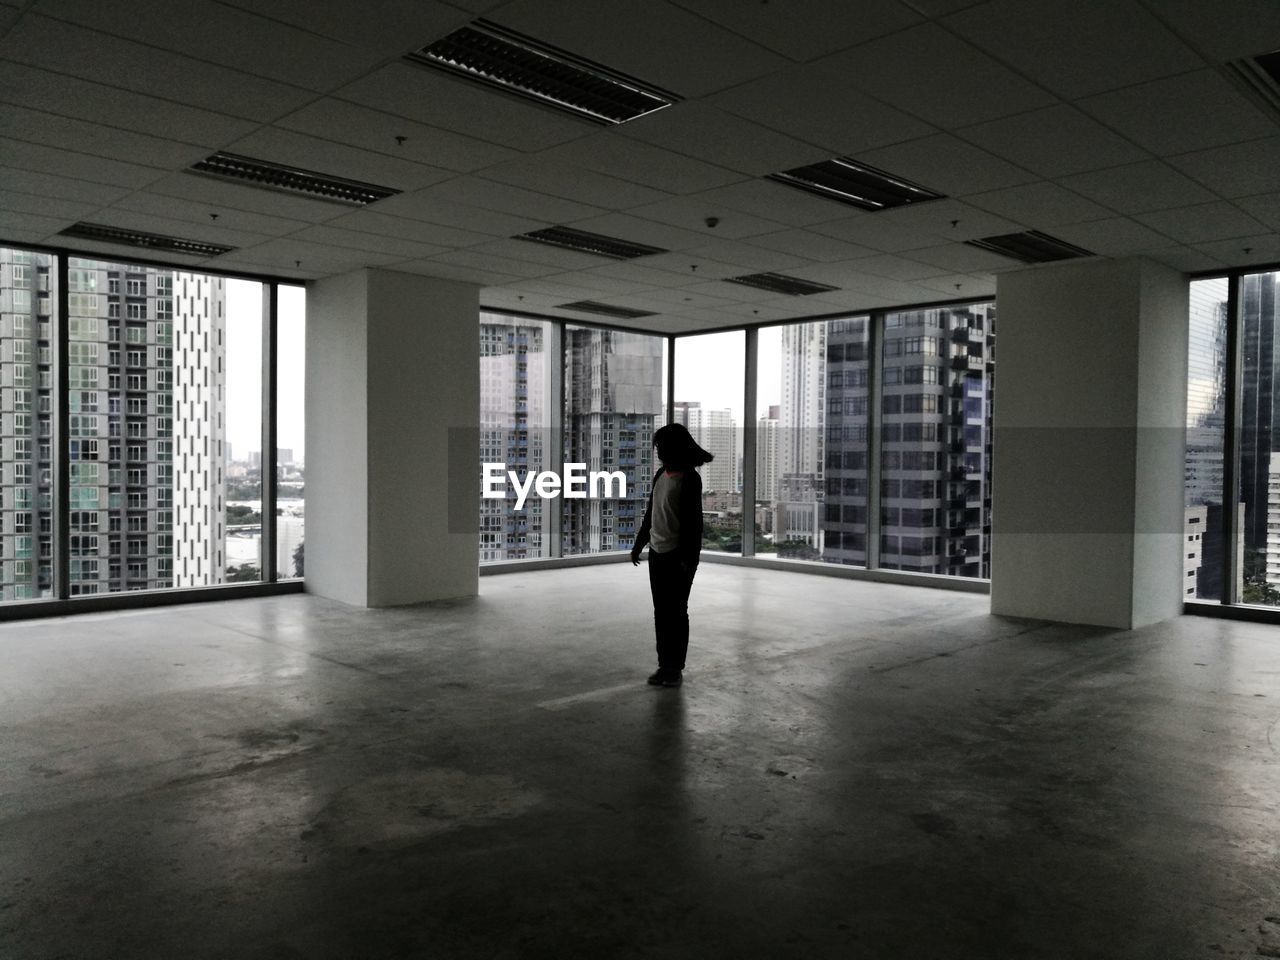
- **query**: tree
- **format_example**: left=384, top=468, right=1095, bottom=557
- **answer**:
left=226, top=564, right=260, bottom=583
left=293, top=541, right=305, bottom=578
left=777, top=539, right=820, bottom=561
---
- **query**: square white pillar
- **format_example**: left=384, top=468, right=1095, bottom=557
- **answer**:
left=991, top=258, right=1188, bottom=628
left=305, top=268, right=480, bottom=607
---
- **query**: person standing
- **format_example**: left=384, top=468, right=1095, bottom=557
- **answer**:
left=630, top=423, right=713, bottom=688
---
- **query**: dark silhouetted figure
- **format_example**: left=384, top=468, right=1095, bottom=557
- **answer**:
left=631, top=422, right=713, bottom=688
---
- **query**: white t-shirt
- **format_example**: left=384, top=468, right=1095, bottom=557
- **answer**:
left=649, top=470, right=684, bottom=554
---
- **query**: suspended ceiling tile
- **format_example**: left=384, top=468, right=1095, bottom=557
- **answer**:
left=1166, top=138, right=1280, bottom=200
left=506, top=277, right=627, bottom=301
left=913, top=273, right=996, bottom=298
left=1145, top=246, right=1228, bottom=272
left=837, top=254, right=953, bottom=282
left=1134, top=202, right=1269, bottom=245
left=616, top=103, right=830, bottom=176
left=903, top=243, right=1020, bottom=273
left=288, top=225, right=451, bottom=260
left=367, top=193, right=543, bottom=238
left=409, top=176, right=607, bottom=224
left=944, top=0, right=1203, bottom=100
left=208, top=258, right=316, bottom=280
left=224, top=127, right=455, bottom=193
left=1194, top=235, right=1280, bottom=267
left=625, top=197, right=786, bottom=241
left=667, top=0, right=920, bottom=62
left=487, top=0, right=788, bottom=97
left=956, top=105, right=1150, bottom=179
left=637, top=287, right=740, bottom=309
left=680, top=280, right=782, bottom=304
left=744, top=229, right=877, bottom=263
left=581, top=259, right=703, bottom=288
left=214, top=0, right=468, bottom=52
left=276, top=100, right=519, bottom=176
left=232, top=238, right=404, bottom=273
left=690, top=180, right=860, bottom=229
left=463, top=238, right=621, bottom=271
left=477, top=158, right=673, bottom=209
left=1046, top=217, right=1181, bottom=256
left=0, top=104, right=212, bottom=169
left=0, top=209, right=71, bottom=242
left=0, top=62, right=258, bottom=146
left=871, top=199, right=1025, bottom=242
left=1078, top=70, right=1276, bottom=157
left=335, top=63, right=596, bottom=152
left=809, top=214, right=938, bottom=253
left=564, top=213, right=713, bottom=253
left=142, top=172, right=353, bottom=223
left=0, top=137, right=166, bottom=189
left=0, top=189, right=100, bottom=222
left=0, top=15, right=316, bottom=121
left=628, top=252, right=746, bottom=280
left=816, top=23, right=1057, bottom=128
left=1235, top=193, right=1280, bottom=232
left=1058, top=161, right=1218, bottom=215
left=707, top=64, right=937, bottom=155
left=1143, top=0, right=1280, bottom=60
left=539, top=271, right=661, bottom=296
left=964, top=182, right=1115, bottom=227
left=427, top=248, right=566, bottom=279
left=0, top=165, right=130, bottom=206
left=681, top=238, right=810, bottom=273
left=395, top=259, right=521, bottom=286
left=112, top=192, right=312, bottom=238
left=857, top=133, right=1039, bottom=197
left=536, top=134, right=746, bottom=195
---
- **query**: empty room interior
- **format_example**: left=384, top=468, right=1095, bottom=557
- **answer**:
left=3, top=0, right=1280, bottom=957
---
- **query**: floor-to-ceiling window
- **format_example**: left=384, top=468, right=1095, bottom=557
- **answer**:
left=1185, top=278, right=1229, bottom=602
left=276, top=284, right=305, bottom=579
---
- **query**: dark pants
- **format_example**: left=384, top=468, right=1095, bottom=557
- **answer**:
left=648, top=549, right=697, bottom=672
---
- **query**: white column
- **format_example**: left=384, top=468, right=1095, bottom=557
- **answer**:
left=305, top=268, right=479, bottom=607
left=990, top=257, right=1188, bottom=629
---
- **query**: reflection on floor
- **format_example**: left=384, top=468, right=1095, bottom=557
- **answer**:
left=2, top=564, right=1278, bottom=958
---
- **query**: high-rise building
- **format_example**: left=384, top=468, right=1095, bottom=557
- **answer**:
left=1, top=250, right=226, bottom=599
left=1238, top=275, right=1278, bottom=556
left=779, top=322, right=825, bottom=501
left=563, top=326, right=662, bottom=554
left=479, top=315, right=551, bottom=562
left=756, top=412, right=779, bottom=503
left=673, top=399, right=735, bottom=493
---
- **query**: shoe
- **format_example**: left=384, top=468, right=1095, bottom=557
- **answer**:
left=647, top=670, right=682, bottom=687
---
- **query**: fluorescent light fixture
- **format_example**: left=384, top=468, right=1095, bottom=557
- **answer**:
left=58, top=222, right=236, bottom=258
left=188, top=152, right=400, bottom=207
left=724, top=273, right=839, bottom=296
left=964, top=230, right=1093, bottom=264
left=558, top=300, right=657, bottom=319
left=768, top=158, right=945, bottom=211
left=407, top=19, right=679, bottom=125
left=515, top=226, right=667, bottom=260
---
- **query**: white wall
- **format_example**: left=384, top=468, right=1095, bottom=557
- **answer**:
left=991, top=257, right=1187, bottom=629
left=305, top=270, right=369, bottom=606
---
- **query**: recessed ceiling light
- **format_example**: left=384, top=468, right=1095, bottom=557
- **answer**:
left=406, top=19, right=680, bottom=125
left=188, top=152, right=400, bottom=206
left=1225, top=49, right=1280, bottom=117
left=767, top=158, right=945, bottom=211
left=724, top=273, right=839, bottom=296
left=964, top=230, right=1093, bottom=264
left=558, top=300, right=657, bottom=319
left=515, top=226, right=667, bottom=260
left=58, top=222, right=236, bottom=258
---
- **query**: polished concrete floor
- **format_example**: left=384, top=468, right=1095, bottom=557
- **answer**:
left=2, top=563, right=1279, bottom=959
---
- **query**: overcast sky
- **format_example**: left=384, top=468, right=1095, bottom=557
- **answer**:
left=224, top=279, right=305, bottom=461
left=673, top=326, right=784, bottom=425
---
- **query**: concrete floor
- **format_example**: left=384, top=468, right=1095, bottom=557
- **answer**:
left=2, top=563, right=1279, bottom=959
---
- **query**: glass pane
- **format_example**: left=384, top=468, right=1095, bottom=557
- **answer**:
left=1, top=247, right=56, bottom=600
left=67, top=259, right=262, bottom=593
left=673, top=330, right=743, bottom=553
left=880, top=303, right=995, bottom=577
left=1184, top=277, right=1228, bottom=602
left=562, top=325, right=665, bottom=556
left=479, top=312, right=554, bottom=562
left=276, top=284, right=305, bottom=578
left=755, top=317, right=870, bottom=565
left=1240, top=270, right=1280, bottom=606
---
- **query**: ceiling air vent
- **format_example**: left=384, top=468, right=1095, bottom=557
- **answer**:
left=406, top=19, right=679, bottom=125
left=58, top=222, right=236, bottom=258
left=558, top=300, right=657, bottom=319
left=188, top=152, right=400, bottom=206
left=964, top=230, right=1093, bottom=264
left=1224, top=49, right=1280, bottom=116
left=768, top=158, right=944, bottom=211
left=724, top=273, right=839, bottom=296
left=515, top=226, right=667, bottom=260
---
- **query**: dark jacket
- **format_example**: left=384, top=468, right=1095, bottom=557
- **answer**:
left=634, top=467, right=703, bottom=566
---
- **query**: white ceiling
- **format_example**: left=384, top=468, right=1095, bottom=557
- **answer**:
left=0, top=0, right=1278, bottom=333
